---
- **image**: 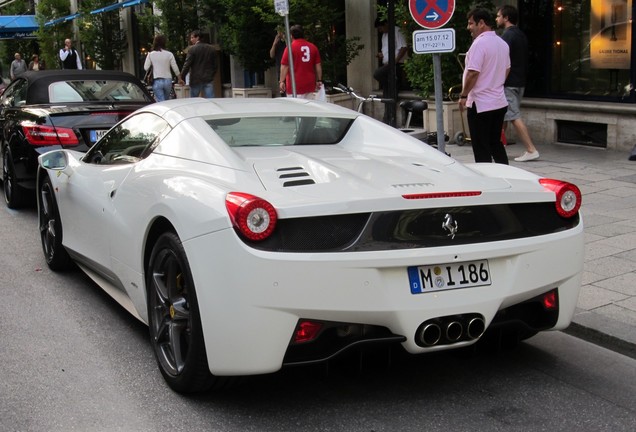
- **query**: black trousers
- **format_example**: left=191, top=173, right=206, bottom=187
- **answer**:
left=466, top=104, right=509, bottom=164
left=373, top=63, right=402, bottom=123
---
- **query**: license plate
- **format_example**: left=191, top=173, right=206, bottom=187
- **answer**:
left=408, top=260, right=491, bottom=294
left=90, top=129, right=108, bottom=143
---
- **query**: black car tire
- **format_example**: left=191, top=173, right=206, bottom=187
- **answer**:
left=147, top=232, right=225, bottom=393
left=3, top=146, right=26, bottom=209
left=39, top=175, right=72, bottom=271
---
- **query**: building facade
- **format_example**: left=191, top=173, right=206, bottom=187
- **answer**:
left=342, top=0, right=636, bottom=152
left=22, top=0, right=636, bottom=151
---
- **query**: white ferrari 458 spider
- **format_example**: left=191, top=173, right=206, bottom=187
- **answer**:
left=37, top=97, right=584, bottom=393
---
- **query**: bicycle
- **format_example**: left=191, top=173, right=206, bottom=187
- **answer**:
left=332, top=83, right=395, bottom=114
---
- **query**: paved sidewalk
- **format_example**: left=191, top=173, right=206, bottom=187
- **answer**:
left=446, top=140, right=636, bottom=358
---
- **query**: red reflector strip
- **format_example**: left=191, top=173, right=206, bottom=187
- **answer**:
left=293, top=320, right=323, bottom=344
left=542, top=289, right=558, bottom=310
left=402, top=191, right=482, bottom=199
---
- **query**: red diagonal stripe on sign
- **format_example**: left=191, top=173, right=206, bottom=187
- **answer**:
left=418, top=2, right=445, bottom=20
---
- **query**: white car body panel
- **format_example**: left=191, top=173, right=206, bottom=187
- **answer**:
left=38, top=98, right=584, bottom=377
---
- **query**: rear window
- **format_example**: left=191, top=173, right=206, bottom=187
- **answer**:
left=49, top=80, right=149, bottom=103
left=206, top=116, right=353, bottom=146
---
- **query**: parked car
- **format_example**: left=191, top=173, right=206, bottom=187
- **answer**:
left=0, top=77, right=9, bottom=97
left=36, top=98, right=584, bottom=393
left=0, top=69, right=153, bottom=208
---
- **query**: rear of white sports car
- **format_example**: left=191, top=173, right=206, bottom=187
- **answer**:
left=33, top=99, right=585, bottom=393
left=176, top=112, right=584, bottom=377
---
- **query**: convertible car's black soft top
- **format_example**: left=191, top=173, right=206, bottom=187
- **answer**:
left=19, top=70, right=151, bottom=105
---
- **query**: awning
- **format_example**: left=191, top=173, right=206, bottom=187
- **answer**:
left=45, top=13, right=81, bottom=27
left=0, top=15, right=38, bottom=39
left=90, top=0, right=150, bottom=15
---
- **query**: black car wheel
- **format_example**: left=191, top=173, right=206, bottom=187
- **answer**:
left=39, top=176, right=72, bottom=271
left=147, top=232, right=222, bottom=393
left=3, top=146, right=26, bottom=209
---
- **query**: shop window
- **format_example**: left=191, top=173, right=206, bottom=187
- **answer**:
left=551, top=0, right=632, bottom=100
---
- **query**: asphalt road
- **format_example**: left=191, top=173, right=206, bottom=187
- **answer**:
left=1, top=203, right=635, bottom=432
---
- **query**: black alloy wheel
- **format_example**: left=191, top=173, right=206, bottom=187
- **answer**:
left=38, top=176, right=72, bottom=270
left=147, top=232, right=221, bottom=393
left=3, top=146, right=25, bottom=209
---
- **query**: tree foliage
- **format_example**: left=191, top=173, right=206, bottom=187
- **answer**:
left=211, top=0, right=274, bottom=75
left=78, top=0, right=128, bottom=70
left=35, top=0, right=129, bottom=70
left=141, top=0, right=204, bottom=65
left=2, top=0, right=40, bottom=75
left=210, top=0, right=363, bottom=83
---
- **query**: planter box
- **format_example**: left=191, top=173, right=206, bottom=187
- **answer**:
left=232, top=87, right=272, bottom=98
left=423, top=100, right=466, bottom=143
left=325, top=92, right=356, bottom=110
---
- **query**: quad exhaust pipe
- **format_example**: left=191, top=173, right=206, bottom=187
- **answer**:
left=467, top=316, right=486, bottom=340
left=416, top=314, right=486, bottom=347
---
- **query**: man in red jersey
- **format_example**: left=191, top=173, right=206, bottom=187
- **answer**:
left=279, top=25, right=323, bottom=98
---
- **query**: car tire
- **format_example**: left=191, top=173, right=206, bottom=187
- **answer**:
left=147, top=232, right=225, bottom=393
left=39, top=175, right=72, bottom=271
left=3, top=146, right=26, bottom=209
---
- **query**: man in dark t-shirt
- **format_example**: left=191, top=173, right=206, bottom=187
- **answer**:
left=496, top=5, right=539, bottom=162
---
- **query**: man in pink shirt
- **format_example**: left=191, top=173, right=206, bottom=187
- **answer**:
left=458, top=9, right=510, bottom=164
left=279, top=25, right=323, bottom=98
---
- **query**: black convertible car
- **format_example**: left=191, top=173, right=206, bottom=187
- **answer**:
left=0, top=70, right=153, bottom=208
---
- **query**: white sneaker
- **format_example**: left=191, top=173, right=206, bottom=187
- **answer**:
left=514, top=151, right=540, bottom=162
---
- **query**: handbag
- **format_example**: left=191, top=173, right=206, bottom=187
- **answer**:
left=144, top=65, right=153, bottom=86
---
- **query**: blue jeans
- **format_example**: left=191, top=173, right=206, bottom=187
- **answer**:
left=153, top=78, right=173, bottom=102
left=190, top=82, right=214, bottom=98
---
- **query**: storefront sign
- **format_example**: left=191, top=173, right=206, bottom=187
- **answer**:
left=590, top=0, right=632, bottom=69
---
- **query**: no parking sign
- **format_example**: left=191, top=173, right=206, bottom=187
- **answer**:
left=409, top=0, right=455, bottom=29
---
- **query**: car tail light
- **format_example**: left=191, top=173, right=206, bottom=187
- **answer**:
left=402, top=191, right=482, bottom=199
left=21, top=123, right=79, bottom=146
left=539, top=179, right=581, bottom=218
left=292, top=320, right=323, bottom=344
left=225, top=192, right=278, bottom=241
left=542, top=289, right=558, bottom=310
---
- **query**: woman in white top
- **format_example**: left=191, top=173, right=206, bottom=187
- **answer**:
left=144, top=35, right=180, bottom=102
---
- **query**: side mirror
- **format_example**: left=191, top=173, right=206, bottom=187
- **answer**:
left=40, top=150, right=68, bottom=170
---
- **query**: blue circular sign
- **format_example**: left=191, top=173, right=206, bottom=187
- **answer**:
left=409, top=0, right=456, bottom=29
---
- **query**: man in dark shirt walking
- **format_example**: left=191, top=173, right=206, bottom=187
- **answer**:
left=178, top=30, right=217, bottom=98
left=496, top=5, right=539, bottom=162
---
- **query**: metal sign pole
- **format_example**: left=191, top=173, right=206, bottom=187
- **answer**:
left=387, top=0, right=397, bottom=126
left=409, top=1, right=456, bottom=155
left=433, top=53, right=445, bottom=154
left=284, top=15, right=297, bottom=97
left=275, top=0, right=296, bottom=97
